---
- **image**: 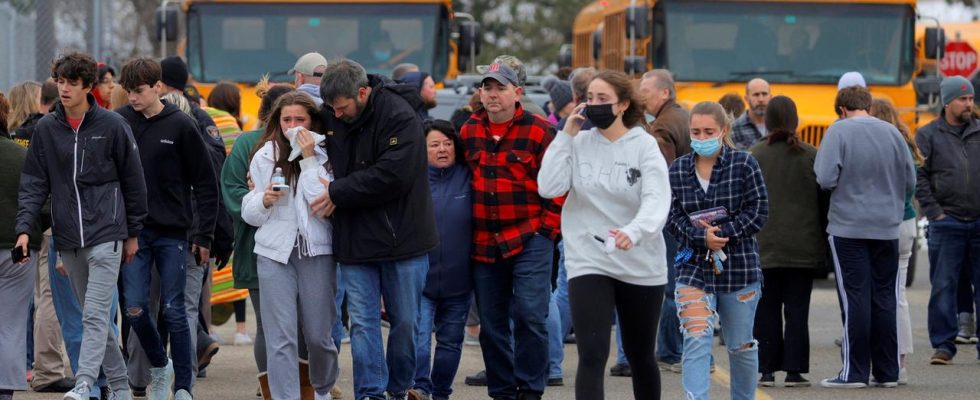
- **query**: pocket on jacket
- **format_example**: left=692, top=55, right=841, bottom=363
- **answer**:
left=505, top=150, right=536, bottom=180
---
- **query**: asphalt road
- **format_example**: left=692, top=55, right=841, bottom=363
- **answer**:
left=18, top=248, right=980, bottom=399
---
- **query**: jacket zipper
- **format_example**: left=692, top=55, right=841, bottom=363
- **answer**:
left=383, top=210, right=397, bottom=241
left=112, top=187, right=119, bottom=222
left=72, top=114, right=87, bottom=248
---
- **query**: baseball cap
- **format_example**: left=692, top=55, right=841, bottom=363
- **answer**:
left=289, top=52, right=328, bottom=76
left=481, top=63, right=520, bottom=87
left=478, top=55, right=527, bottom=86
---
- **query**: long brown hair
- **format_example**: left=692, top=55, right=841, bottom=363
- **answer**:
left=251, top=91, right=323, bottom=191
left=765, top=95, right=802, bottom=151
left=870, top=98, right=924, bottom=166
left=591, top=70, right=645, bottom=128
left=208, top=81, right=242, bottom=128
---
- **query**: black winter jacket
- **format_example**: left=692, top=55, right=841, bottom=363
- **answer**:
left=915, top=114, right=980, bottom=221
left=322, top=74, right=438, bottom=263
left=115, top=102, right=219, bottom=247
left=16, top=94, right=148, bottom=250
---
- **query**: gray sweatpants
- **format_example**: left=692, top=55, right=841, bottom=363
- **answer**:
left=257, top=251, right=339, bottom=399
left=60, top=241, right=129, bottom=392
left=127, top=253, right=207, bottom=389
left=0, top=251, right=36, bottom=390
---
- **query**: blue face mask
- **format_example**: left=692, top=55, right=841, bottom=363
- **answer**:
left=691, top=137, right=722, bottom=157
left=373, top=50, right=392, bottom=61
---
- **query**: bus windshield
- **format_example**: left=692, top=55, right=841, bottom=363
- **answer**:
left=186, top=3, right=448, bottom=83
left=655, top=1, right=915, bottom=85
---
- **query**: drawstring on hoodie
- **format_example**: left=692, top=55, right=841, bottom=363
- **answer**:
left=294, top=234, right=315, bottom=259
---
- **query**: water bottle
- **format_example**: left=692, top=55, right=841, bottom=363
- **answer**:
left=271, top=167, right=287, bottom=192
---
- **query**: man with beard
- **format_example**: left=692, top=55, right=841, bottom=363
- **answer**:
left=916, top=76, right=980, bottom=365
left=396, top=71, right=437, bottom=121
left=731, top=78, right=772, bottom=150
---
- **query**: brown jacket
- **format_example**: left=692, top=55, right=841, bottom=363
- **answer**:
left=646, top=99, right=691, bottom=165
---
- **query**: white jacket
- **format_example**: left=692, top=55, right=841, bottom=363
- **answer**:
left=242, top=141, right=333, bottom=264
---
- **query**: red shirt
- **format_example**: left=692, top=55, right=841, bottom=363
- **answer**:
left=461, top=104, right=563, bottom=263
left=68, top=117, right=82, bottom=131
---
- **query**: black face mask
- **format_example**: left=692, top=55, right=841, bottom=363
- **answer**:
left=585, top=103, right=617, bottom=129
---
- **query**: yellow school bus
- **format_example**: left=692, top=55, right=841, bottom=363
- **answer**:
left=570, top=0, right=920, bottom=146
left=160, top=0, right=467, bottom=130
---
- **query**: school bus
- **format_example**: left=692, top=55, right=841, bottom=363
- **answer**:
left=569, top=0, right=921, bottom=146
left=158, top=0, right=471, bottom=130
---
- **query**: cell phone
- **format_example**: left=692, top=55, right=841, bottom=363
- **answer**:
left=578, top=107, right=588, bottom=116
left=272, top=184, right=289, bottom=192
left=11, top=246, right=27, bottom=263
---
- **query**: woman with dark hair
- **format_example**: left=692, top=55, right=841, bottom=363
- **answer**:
left=208, top=81, right=244, bottom=128
left=409, top=119, right=473, bottom=400
left=93, top=63, right=115, bottom=109
left=749, top=95, right=825, bottom=388
left=539, top=69, right=671, bottom=399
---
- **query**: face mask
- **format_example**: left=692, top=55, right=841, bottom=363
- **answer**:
left=585, top=103, right=617, bottom=129
left=645, top=112, right=656, bottom=124
left=691, top=137, right=722, bottom=157
left=373, top=50, right=392, bottom=61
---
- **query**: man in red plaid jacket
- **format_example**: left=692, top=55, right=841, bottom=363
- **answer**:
left=460, top=62, right=562, bottom=400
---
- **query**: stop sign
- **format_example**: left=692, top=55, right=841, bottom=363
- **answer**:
left=941, top=41, right=979, bottom=78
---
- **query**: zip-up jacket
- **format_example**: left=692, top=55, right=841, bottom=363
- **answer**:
left=16, top=94, right=147, bottom=250
left=115, top=102, right=219, bottom=248
left=322, top=74, right=438, bottom=263
left=915, top=113, right=980, bottom=221
left=425, top=163, right=473, bottom=299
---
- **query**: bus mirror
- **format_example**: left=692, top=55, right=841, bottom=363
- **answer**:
left=624, top=56, right=646, bottom=75
left=924, top=27, right=945, bottom=60
left=592, top=28, right=603, bottom=61
left=914, top=76, right=942, bottom=105
left=558, top=44, right=573, bottom=68
left=155, top=6, right=178, bottom=42
left=626, top=6, right=649, bottom=39
left=459, top=21, right=482, bottom=58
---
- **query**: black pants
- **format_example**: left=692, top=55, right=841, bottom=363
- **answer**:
left=830, top=236, right=899, bottom=383
left=569, top=274, right=663, bottom=400
left=754, top=268, right=813, bottom=374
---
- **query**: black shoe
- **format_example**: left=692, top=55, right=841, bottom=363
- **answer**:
left=547, top=377, right=564, bottom=386
left=758, top=373, right=775, bottom=387
left=784, top=372, right=811, bottom=387
left=132, top=386, right=146, bottom=397
left=516, top=393, right=541, bottom=400
left=197, top=367, right=207, bottom=378
left=33, top=377, right=75, bottom=392
left=464, top=370, right=487, bottom=386
left=609, top=363, right=632, bottom=377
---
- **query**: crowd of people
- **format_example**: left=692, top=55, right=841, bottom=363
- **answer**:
left=0, top=46, right=978, bottom=400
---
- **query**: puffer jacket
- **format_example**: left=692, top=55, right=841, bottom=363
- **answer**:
left=915, top=113, right=980, bottom=221
left=242, top=140, right=333, bottom=264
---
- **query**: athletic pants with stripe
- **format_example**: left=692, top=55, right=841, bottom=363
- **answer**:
left=830, top=236, right=900, bottom=383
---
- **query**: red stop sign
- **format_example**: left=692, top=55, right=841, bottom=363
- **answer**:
left=941, top=41, right=979, bottom=78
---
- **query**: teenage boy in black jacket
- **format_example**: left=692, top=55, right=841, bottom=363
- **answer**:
left=114, top=57, right=218, bottom=400
left=15, top=52, right=147, bottom=400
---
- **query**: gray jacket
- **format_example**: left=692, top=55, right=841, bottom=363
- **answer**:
left=915, top=114, right=980, bottom=222
left=814, top=116, right=915, bottom=240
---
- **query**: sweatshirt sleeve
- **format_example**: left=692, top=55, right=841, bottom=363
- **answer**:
left=299, top=152, right=330, bottom=203
left=914, top=129, right=944, bottom=220
left=537, top=131, right=575, bottom=199
left=241, top=149, right=274, bottom=227
left=814, top=125, right=843, bottom=191
left=183, top=121, right=220, bottom=248
left=665, top=163, right=708, bottom=249
left=15, top=130, right=52, bottom=238
left=718, top=155, right=769, bottom=240
left=114, top=121, right=148, bottom=239
left=620, top=139, right=671, bottom=245
left=220, top=134, right=252, bottom=220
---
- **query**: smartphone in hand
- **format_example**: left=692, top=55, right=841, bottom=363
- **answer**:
left=11, top=246, right=28, bottom=264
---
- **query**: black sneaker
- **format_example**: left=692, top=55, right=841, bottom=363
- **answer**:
left=784, top=372, right=811, bottom=387
left=758, top=373, right=775, bottom=387
left=131, top=386, right=146, bottom=397
left=547, top=377, right=564, bottom=386
left=819, top=377, right=867, bottom=389
left=609, top=363, right=632, bottom=377
left=33, top=377, right=75, bottom=392
left=464, top=370, right=487, bottom=386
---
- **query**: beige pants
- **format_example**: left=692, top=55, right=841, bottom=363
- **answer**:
left=32, top=232, right=69, bottom=387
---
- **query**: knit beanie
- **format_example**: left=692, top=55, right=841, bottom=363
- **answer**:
left=941, top=76, right=975, bottom=105
left=161, top=57, right=189, bottom=91
left=542, top=77, right=573, bottom=113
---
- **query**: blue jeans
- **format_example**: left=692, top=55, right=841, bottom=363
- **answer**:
left=121, top=230, right=194, bottom=392
left=473, top=234, right=552, bottom=399
left=676, top=282, right=761, bottom=400
left=332, top=267, right=347, bottom=352
left=656, top=231, right=683, bottom=364
left=547, top=240, right=569, bottom=378
left=927, top=216, right=980, bottom=356
left=47, top=238, right=115, bottom=398
left=413, top=293, right=470, bottom=399
left=343, top=254, right=428, bottom=400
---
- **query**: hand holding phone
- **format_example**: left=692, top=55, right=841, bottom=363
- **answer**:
left=11, top=234, right=30, bottom=264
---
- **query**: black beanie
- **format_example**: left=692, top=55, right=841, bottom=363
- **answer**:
left=161, top=56, right=188, bottom=91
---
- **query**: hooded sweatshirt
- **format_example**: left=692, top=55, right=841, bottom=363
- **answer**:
left=538, top=126, right=671, bottom=286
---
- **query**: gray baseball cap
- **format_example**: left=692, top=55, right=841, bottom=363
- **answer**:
left=481, top=63, right=520, bottom=87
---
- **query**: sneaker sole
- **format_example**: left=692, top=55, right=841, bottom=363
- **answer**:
left=758, top=381, right=775, bottom=388
left=198, top=343, right=220, bottom=370
left=930, top=358, right=951, bottom=365
left=784, top=382, right=811, bottom=388
left=820, top=381, right=867, bottom=389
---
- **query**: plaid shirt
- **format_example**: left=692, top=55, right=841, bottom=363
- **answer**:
left=461, top=104, right=563, bottom=263
left=667, top=147, right=769, bottom=293
left=731, top=113, right=765, bottom=151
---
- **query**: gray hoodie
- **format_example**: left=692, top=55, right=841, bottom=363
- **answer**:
left=814, top=116, right=915, bottom=240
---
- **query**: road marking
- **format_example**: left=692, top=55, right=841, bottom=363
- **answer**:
left=712, top=366, right=774, bottom=400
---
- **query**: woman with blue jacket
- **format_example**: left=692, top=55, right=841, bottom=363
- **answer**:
left=410, top=119, right=473, bottom=400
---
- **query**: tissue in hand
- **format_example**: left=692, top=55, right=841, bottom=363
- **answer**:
left=284, top=126, right=327, bottom=161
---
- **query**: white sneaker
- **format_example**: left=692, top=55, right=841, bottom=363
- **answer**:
left=148, top=359, right=174, bottom=400
left=234, top=332, right=254, bottom=346
left=175, top=389, right=193, bottom=400
left=314, top=390, right=333, bottom=400
left=107, top=389, right=133, bottom=400
left=63, top=382, right=91, bottom=400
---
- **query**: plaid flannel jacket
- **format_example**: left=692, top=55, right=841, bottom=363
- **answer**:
left=731, top=113, right=765, bottom=151
left=667, top=147, right=769, bottom=293
left=461, top=104, right=562, bottom=263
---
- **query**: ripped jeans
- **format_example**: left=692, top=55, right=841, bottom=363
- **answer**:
left=676, top=282, right=760, bottom=400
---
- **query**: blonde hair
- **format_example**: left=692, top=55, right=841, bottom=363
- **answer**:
left=7, top=81, right=41, bottom=131
left=109, top=85, right=129, bottom=110
left=690, top=101, right=736, bottom=148
left=162, top=92, right=192, bottom=116
left=870, top=97, right=924, bottom=166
